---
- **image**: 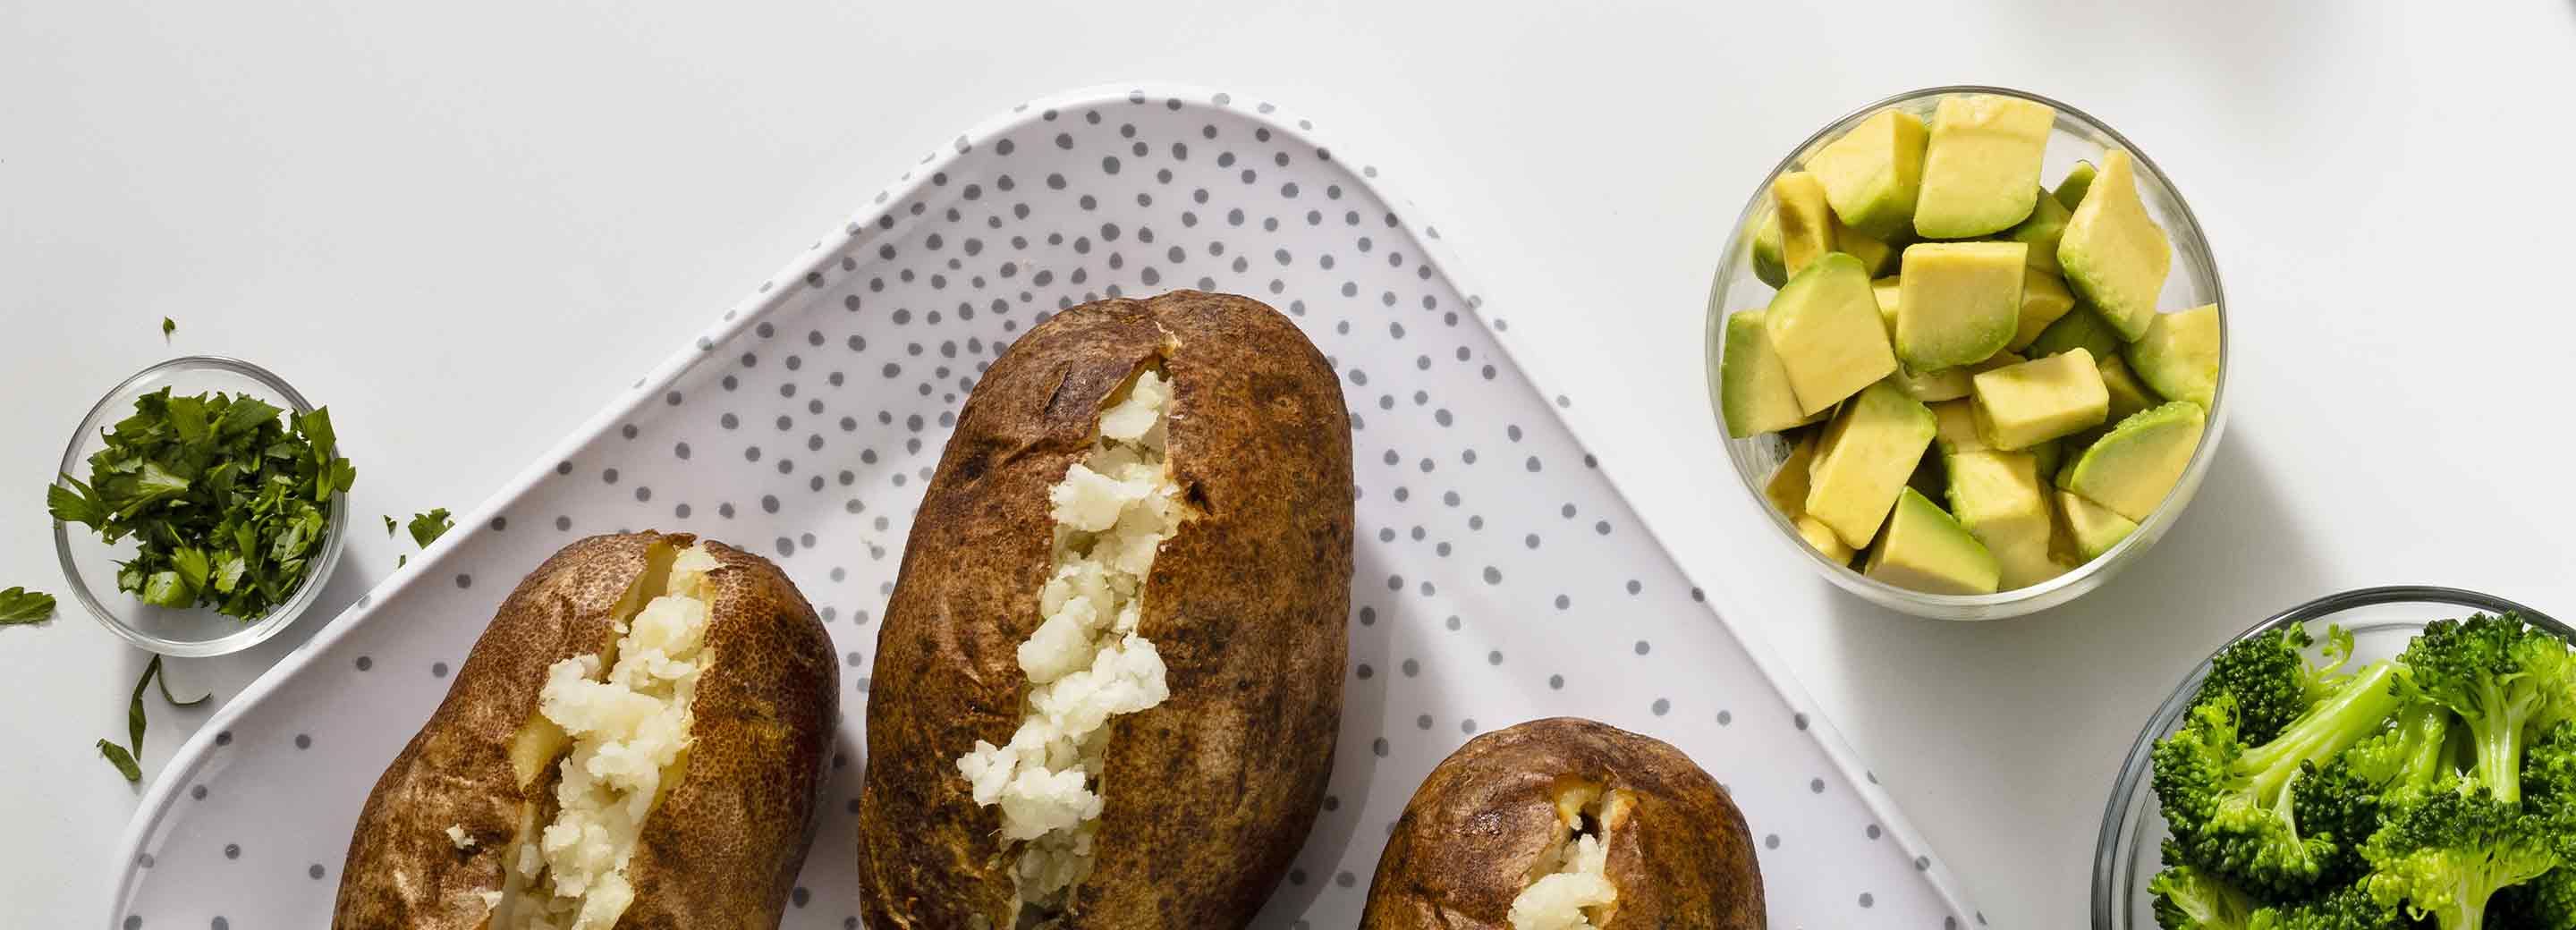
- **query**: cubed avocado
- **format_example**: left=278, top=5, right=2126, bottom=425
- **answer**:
left=1750, top=213, right=1788, bottom=288
left=1914, top=95, right=2055, bottom=239
left=1970, top=348, right=2110, bottom=450
left=1720, top=309, right=1818, bottom=437
left=1809, top=108, right=1930, bottom=240
left=1895, top=241, right=2025, bottom=371
left=2096, top=353, right=2162, bottom=422
left=2056, top=149, right=2173, bottom=341
left=2026, top=302, right=2125, bottom=360
left=1833, top=215, right=1902, bottom=276
left=2060, top=401, right=2206, bottom=521
left=1943, top=449, right=2059, bottom=587
left=1796, top=514, right=1858, bottom=563
left=1872, top=275, right=1902, bottom=317
left=1773, top=171, right=1837, bottom=277
left=2008, top=268, right=2078, bottom=352
left=1930, top=399, right=1987, bottom=455
left=2056, top=488, right=2138, bottom=561
left=2055, top=160, right=2097, bottom=210
left=1805, top=381, right=1937, bottom=549
left=1872, top=283, right=2025, bottom=403
left=1765, top=252, right=1898, bottom=415
left=2004, top=186, right=2072, bottom=275
left=1863, top=487, right=2001, bottom=595
left=2124, top=303, right=2221, bottom=408
left=1767, top=435, right=1861, bottom=563
left=2028, top=437, right=2064, bottom=489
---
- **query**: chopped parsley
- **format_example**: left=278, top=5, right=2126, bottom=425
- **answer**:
left=406, top=508, right=453, bottom=548
left=47, top=387, right=354, bottom=621
left=0, top=587, right=55, bottom=625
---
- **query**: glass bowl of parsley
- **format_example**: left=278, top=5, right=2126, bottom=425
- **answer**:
left=49, top=356, right=353, bottom=656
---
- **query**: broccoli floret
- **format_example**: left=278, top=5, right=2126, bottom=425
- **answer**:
left=2491, top=867, right=2576, bottom=930
left=2526, top=723, right=2576, bottom=819
left=2154, top=852, right=2258, bottom=930
left=2204, top=623, right=2356, bottom=746
left=2360, top=785, right=2563, bottom=930
left=2339, top=700, right=2456, bottom=812
left=2395, top=612, right=2575, bottom=804
left=2159, top=662, right=2408, bottom=897
left=2293, top=759, right=2390, bottom=888
left=2247, top=883, right=2405, bottom=930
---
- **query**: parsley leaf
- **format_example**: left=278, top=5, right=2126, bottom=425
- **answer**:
left=382, top=515, right=396, bottom=537
left=97, top=740, right=140, bottom=782
left=49, top=388, right=354, bottom=621
left=406, top=509, right=453, bottom=548
left=0, top=588, right=55, bottom=625
left=161, top=317, right=176, bottom=341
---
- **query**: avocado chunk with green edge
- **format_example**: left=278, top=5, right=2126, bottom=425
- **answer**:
left=2009, top=267, right=2077, bottom=352
left=1834, top=215, right=1901, bottom=276
left=2055, top=160, right=2097, bottom=210
left=2028, top=437, right=2064, bottom=489
left=1720, top=309, right=1817, bottom=437
left=1945, top=449, right=2061, bottom=588
left=1766, top=435, right=1859, bottom=562
left=2124, top=303, right=2220, bottom=408
left=1896, top=241, right=2025, bottom=371
left=2056, top=149, right=2172, bottom=341
left=1773, top=171, right=1837, bottom=277
left=1750, top=213, right=1788, bottom=288
left=2060, top=401, right=2206, bottom=521
left=1809, top=108, right=1930, bottom=240
left=2026, top=302, right=2125, bottom=360
left=2097, top=353, right=2162, bottom=422
left=2057, top=488, right=2138, bottom=560
left=1864, top=487, right=2001, bottom=595
left=1914, top=95, right=2055, bottom=238
left=1930, top=399, right=1987, bottom=455
left=1805, top=381, right=1937, bottom=549
left=1766, top=252, right=1898, bottom=415
left=1872, top=282, right=2022, bottom=402
left=1970, top=348, right=2109, bottom=450
left=2004, top=186, right=2072, bottom=275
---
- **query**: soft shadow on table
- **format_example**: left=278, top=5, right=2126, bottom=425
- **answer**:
left=1818, top=438, right=2318, bottom=907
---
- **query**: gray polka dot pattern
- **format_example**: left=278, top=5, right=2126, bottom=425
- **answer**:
left=106, top=87, right=1971, bottom=928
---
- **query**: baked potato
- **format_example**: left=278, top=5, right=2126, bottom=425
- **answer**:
left=856, top=291, right=1355, bottom=928
left=334, top=531, right=838, bottom=930
left=1360, top=717, right=1765, bottom=930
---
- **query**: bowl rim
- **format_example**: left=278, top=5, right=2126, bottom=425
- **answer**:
left=50, top=354, right=350, bottom=657
left=2087, top=584, right=2567, bottom=928
left=1703, top=83, right=2231, bottom=619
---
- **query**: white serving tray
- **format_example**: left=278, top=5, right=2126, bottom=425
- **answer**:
left=107, top=84, right=1983, bottom=929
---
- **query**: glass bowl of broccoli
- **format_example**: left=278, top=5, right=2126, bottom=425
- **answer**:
left=2095, top=586, right=2575, bottom=929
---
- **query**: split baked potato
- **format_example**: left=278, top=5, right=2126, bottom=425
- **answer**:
left=334, top=531, right=838, bottom=930
left=856, top=291, right=1356, bottom=928
left=1361, top=717, right=1765, bottom=930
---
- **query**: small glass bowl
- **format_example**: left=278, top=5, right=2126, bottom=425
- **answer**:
left=2090, top=586, right=2566, bottom=928
left=51, top=356, right=350, bottom=656
left=1702, top=85, right=2230, bottom=621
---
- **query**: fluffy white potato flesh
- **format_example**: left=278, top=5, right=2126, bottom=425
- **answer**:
left=955, top=368, right=1187, bottom=915
left=497, top=544, right=719, bottom=930
left=1506, top=787, right=1621, bottom=930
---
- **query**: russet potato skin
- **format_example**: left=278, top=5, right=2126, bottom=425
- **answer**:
left=333, top=532, right=838, bottom=930
left=1360, top=717, right=1766, bottom=930
left=856, top=292, right=1356, bottom=928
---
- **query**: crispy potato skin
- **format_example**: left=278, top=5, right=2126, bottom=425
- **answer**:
left=333, top=532, right=838, bottom=930
left=857, top=292, right=1355, bottom=928
left=1360, top=717, right=1765, bottom=930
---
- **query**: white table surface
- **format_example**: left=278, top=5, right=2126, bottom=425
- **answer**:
left=7, top=2, right=2574, bottom=926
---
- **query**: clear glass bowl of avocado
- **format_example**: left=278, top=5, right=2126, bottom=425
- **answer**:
left=1704, top=85, right=2228, bottom=621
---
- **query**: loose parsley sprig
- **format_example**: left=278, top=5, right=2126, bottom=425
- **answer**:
left=0, top=588, right=54, bottom=626
left=97, top=655, right=208, bottom=782
left=47, top=387, right=355, bottom=620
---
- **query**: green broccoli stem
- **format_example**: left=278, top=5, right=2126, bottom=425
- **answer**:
left=2238, top=662, right=2404, bottom=804
left=2467, top=677, right=2540, bottom=804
